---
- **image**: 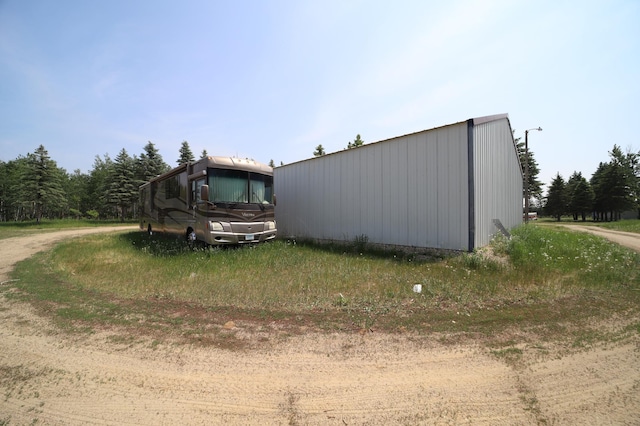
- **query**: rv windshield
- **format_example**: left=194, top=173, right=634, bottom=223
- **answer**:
left=208, top=168, right=273, bottom=204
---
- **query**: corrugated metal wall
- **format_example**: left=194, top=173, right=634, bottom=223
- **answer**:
left=274, top=115, right=520, bottom=251
left=472, top=117, right=523, bottom=248
left=275, top=122, right=471, bottom=251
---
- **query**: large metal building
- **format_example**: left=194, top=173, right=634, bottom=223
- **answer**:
left=274, top=114, right=522, bottom=252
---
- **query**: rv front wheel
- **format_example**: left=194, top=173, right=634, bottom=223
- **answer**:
left=186, top=228, right=196, bottom=248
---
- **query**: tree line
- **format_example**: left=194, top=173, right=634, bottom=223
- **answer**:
left=313, top=134, right=365, bottom=157
left=3, top=135, right=636, bottom=224
left=0, top=141, right=203, bottom=222
left=543, top=145, right=639, bottom=221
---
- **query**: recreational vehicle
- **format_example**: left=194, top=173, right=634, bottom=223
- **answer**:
left=139, top=156, right=276, bottom=245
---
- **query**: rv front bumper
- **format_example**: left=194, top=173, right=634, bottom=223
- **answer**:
left=206, top=221, right=277, bottom=245
left=207, top=230, right=277, bottom=245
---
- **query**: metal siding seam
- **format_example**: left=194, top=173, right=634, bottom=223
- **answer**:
left=467, top=119, right=475, bottom=252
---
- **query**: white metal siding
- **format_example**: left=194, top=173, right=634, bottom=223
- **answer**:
left=472, top=118, right=522, bottom=248
left=274, top=122, right=470, bottom=251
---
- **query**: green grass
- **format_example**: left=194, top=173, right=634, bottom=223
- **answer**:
left=595, top=218, right=640, bottom=233
left=4, top=224, right=640, bottom=348
left=0, top=219, right=134, bottom=240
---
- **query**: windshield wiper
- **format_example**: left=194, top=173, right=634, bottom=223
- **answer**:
left=252, top=191, right=265, bottom=210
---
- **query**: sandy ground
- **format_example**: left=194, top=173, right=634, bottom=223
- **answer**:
left=558, top=224, right=640, bottom=253
left=1, top=227, right=639, bottom=425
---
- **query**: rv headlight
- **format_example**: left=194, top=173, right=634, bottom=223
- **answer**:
left=265, top=221, right=276, bottom=231
left=210, top=221, right=224, bottom=232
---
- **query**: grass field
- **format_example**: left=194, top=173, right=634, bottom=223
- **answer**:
left=4, top=222, right=640, bottom=348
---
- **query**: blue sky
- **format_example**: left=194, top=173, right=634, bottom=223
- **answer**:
left=1, top=1, right=638, bottom=192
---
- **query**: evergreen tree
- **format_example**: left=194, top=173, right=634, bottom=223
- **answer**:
left=106, top=149, right=137, bottom=222
left=177, top=140, right=195, bottom=165
left=591, top=145, right=637, bottom=221
left=609, top=145, right=638, bottom=217
left=138, top=141, right=169, bottom=182
left=268, top=159, right=275, bottom=168
left=347, top=134, right=364, bottom=149
left=566, top=171, right=594, bottom=221
left=313, top=144, right=326, bottom=157
left=1, top=157, right=29, bottom=221
left=64, top=169, right=90, bottom=218
left=0, top=160, right=13, bottom=221
left=86, top=154, right=114, bottom=219
left=0, top=161, right=5, bottom=221
left=200, top=149, right=208, bottom=159
left=515, top=131, right=544, bottom=205
left=544, top=173, right=567, bottom=221
left=591, top=162, right=610, bottom=221
left=21, top=145, right=67, bottom=222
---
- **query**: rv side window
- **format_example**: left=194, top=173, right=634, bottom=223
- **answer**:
left=165, top=176, right=181, bottom=200
left=192, top=179, right=206, bottom=204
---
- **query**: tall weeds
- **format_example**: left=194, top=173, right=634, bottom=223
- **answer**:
left=37, top=224, right=640, bottom=315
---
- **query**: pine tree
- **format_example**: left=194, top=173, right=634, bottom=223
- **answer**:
left=107, top=149, right=138, bottom=222
left=138, top=141, right=169, bottom=182
left=0, top=159, right=26, bottom=221
left=64, top=169, right=89, bottom=218
left=86, top=154, right=114, bottom=219
left=566, top=171, right=594, bottom=221
left=608, top=145, right=637, bottom=217
left=514, top=130, right=543, bottom=205
left=544, top=173, right=567, bottom=221
left=591, top=145, right=638, bottom=221
left=200, top=149, right=208, bottom=159
left=313, top=144, right=326, bottom=157
left=21, top=145, right=67, bottom=222
left=347, top=134, right=364, bottom=149
left=177, top=141, right=195, bottom=165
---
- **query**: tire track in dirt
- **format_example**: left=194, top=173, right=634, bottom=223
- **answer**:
left=520, top=342, right=640, bottom=424
left=0, top=324, right=533, bottom=425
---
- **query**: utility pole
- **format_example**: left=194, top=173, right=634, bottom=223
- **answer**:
left=524, top=127, right=542, bottom=223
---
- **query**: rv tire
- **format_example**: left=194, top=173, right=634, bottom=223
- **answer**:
left=186, top=228, right=196, bottom=249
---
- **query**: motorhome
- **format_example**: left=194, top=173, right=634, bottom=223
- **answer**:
left=139, top=156, right=276, bottom=245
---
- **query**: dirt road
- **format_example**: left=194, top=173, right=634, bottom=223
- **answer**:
left=557, top=224, right=640, bottom=252
left=1, top=228, right=639, bottom=425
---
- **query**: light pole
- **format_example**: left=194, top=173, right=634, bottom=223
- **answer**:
left=524, top=127, right=542, bottom=224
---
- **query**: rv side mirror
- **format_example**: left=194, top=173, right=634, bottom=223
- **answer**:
left=273, top=194, right=276, bottom=206
left=200, top=184, right=209, bottom=202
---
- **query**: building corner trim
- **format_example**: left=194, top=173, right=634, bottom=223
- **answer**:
left=467, top=119, right=475, bottom=252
